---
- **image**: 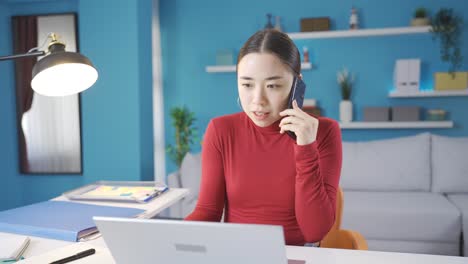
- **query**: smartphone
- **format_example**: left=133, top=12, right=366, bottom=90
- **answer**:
left=286, top=77, right=306, bottom=140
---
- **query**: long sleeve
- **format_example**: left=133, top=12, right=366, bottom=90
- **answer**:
left=184, top=112, right=342, bottom=246
left=185, top=120, right=226, bottom=221
left=294, top=120, right=342, bottom=243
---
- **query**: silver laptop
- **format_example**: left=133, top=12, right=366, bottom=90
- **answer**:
left=94, top=216, right=292, bottom=264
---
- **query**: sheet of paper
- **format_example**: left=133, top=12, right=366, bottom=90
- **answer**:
left=0, top=233, right=30, bottom=261
left=84, top=186, right=157, bottom=199
left=17, top=243, right=114, bottom=264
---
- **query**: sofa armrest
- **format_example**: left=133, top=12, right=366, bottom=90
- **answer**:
left=167, top=170, right=181, bottom=188
left=320, top=229, right=368, bottom=250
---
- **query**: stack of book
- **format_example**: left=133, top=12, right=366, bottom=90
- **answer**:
left=0, top=201, right=145, bottom=242
left=302, top=99, right=321, bottom=116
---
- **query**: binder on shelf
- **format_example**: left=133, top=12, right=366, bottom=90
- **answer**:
left=408, top=59, right=420, bottom=91
left=394, top=59, right=409, bottom=91
left=0, top=201, right=144, bottom=242
left=394, top=59, right=420, bottom=93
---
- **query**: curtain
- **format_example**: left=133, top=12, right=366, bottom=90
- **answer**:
left=12, top=16, right=37, bottom=173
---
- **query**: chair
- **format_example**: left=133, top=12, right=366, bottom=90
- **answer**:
left=320, top=187, right=368, bottom=250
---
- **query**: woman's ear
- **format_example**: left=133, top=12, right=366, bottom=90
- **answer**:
left=299, top=73, right=303, bottom=80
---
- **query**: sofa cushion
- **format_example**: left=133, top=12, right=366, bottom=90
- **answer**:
left=180, top=152, right=202, bottom=200
left=342, top=191, right=461, bottom=243
left=166, top=152, right=202, bottom=218
left=432, top=135, right=468, bottom=193
left=446, top=194, right=468, bottom=256
left=340, top=133, right=431, bottom=191
left=365, top=239, right=459, bottom=256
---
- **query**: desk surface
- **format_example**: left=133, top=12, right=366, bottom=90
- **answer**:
left=2, top=187, right=189, bottom=259
left=13, top=239, right=468, bottom=264
left=286, top=246, right=468, bottom=264
left=4, top=187, right=468, bottom=263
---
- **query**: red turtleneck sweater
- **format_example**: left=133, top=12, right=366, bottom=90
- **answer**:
left=185, top=112, right=342, bottom=245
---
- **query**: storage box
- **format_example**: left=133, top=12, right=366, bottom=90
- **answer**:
left=426, top=109, right=446, bottom=121
left=393, top=59, right=420, bottom=93
left=392, top=106, right=420, bottom=121
left=300, top=17, right=330, bottom=32
left=303, top=106, right=321, bottom=116
left=434, top=72, right=468, bottom=91
left=216, top=49, right=234, bottom=65
left=363, top=107, right=390, bottom=122
left=303, top=99, right=320, bottom=116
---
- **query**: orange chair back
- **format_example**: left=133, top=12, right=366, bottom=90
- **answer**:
left=320, top=187, right=368, bottom=250
left=331, top=187, right=344, bottom=231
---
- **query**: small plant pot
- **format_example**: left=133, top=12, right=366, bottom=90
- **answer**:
left=434, top=72, right=468, bottom=91
left=411, top=18, right=430, bottom=26
left=339, top=100, right=353, bottom=122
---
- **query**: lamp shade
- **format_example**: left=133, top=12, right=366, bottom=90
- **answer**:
left=31, top=44, right=98, bottom=97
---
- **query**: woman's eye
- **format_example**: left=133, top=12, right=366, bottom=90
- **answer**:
left=267, top=84, right=281, bottom=89
left=241, top=83, right=252, bottom=88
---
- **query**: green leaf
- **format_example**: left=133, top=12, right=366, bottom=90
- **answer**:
left=431, top=8, right=464, bottom=75
left=166, top=105, right=198, bottom=168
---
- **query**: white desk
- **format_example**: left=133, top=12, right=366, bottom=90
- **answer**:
left=286, top=246, right=468, bottom=264
left=4, top=186, right=468, bottom=263
left=0, top=188, right=189, bottom=259
left=14, top=240, right=468, bottom=263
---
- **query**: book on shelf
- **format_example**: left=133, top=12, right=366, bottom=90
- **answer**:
left=303, top=106, right=321, bottom=116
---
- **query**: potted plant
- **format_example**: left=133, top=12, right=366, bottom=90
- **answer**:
left=430, top=8, right=463, bottom=77
left=166, top=106, right=197, bottom=187
left=411, top=7, right=430, bottom=26
left=337, top=68, right=354, bottom=122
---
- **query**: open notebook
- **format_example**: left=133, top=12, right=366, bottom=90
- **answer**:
left=0, top=234, right=30, bottom=262
left=17, top=243, right=113, bottom=264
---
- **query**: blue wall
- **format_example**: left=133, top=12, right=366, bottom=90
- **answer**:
left=160, top=0, right=468, bottom=174
left=1, top=0, right=468, bottom=210
left=0, top=0, right=154, bottom=210
left=0, top=2, right=23, bottom=210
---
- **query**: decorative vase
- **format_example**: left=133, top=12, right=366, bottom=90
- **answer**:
left=264, top=14, right=274, bottom=29
left=411, top=18, right=430, bottom=26
left=274, top=16, right=282, bottom=32
left=340, top=100, right=353, bottom=122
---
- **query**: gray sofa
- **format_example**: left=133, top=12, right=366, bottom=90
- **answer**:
left=341, top=133, right=468, bottom=256
left=167, top=133, right=468, bottom=256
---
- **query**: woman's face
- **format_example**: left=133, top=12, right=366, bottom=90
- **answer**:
left=237, top=52, right=294, bottom=127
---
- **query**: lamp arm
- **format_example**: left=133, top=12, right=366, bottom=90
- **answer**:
left=0, top=50, right=45, bottom=61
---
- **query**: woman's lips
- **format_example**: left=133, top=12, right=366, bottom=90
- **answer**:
left=253, top=111, right=270, bottom=120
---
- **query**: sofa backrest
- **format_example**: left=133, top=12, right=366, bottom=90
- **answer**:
left=431, top=134, right=468, bottom=193
left=340, top=133, right=431, bottom=192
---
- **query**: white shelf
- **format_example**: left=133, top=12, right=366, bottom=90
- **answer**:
left=288, top=26, right=431, bottom=40
left=206, top=65, right=236, bottom=73
left=339, top=121, right=453, bottom=129
left=389, top=89, right=468, bottom=98
left=206, top=62, right=312, bottom=73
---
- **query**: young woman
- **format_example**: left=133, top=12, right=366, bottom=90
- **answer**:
left=185, top=29, right=342, bottom=246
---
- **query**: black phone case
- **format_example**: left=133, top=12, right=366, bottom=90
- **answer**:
left=286, top=77, right=306, bottom=140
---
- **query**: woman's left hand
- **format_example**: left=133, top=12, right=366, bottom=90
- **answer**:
left=279, top=100, right=319, bottom=145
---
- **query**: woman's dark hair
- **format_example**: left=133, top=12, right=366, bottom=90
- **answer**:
left=237, top=29, right=301, bottom=76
